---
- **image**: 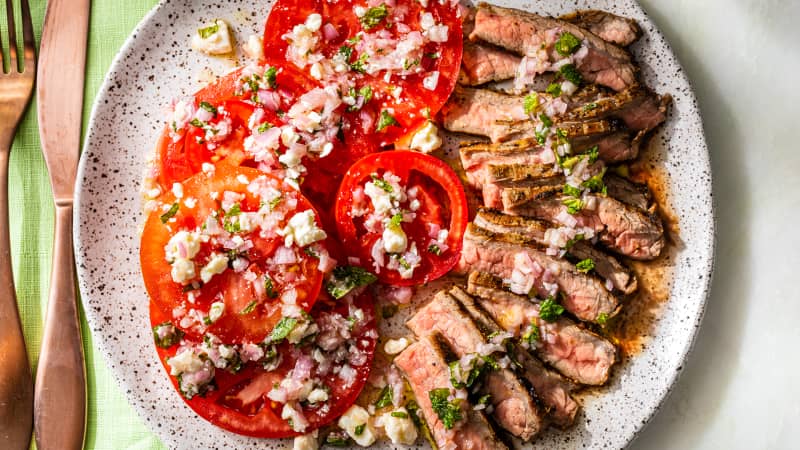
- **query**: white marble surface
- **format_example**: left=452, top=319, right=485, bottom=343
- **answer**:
left=630, top=1, right=800, bottom=449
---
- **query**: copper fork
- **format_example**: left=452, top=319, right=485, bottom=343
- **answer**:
left=0, top=0, right=36, bottom=448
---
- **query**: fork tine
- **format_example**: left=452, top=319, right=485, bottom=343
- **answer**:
left=5, top=0, right=17, bottom=72
left=20, top=0, right=33, bottom=71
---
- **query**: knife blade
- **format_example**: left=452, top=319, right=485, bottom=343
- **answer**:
left=34, top=0, right=91, bottom=449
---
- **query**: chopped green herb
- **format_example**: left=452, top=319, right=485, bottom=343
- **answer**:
left=565, top=233, right=585, bottom=250
left=559, top=63, right=583, bottom=85
left=267, top=317, right=298, bottom=343
left=376, top=110, right=399, bottom=132
left=521, top=324, right=540, bottom=345
left=375, top=385, right=393, bottom=409
left=268, top=196, right=282, bottom=211
left=539, top=296, right=565, bottom=322
left=562, top=184, right=582, bottom=197
left=576, top=258, right=595, bottom=273
left=562, top=197, right=584, bottom=214
left=523, top=93, right=539, bottom=115
left=160, top=203, right=180, bottom=223
left=388, top=213, right=404, bottom=228
left=539, top=113, right=553, bottom=128
left=339, top=45, right=354, bottom=60
left=546, top=82, right=562, bottom=97
left=425, top=52, right=440, bottom=59
left=264, top=276, right=278, bottom=299
left=582, top=170, right=606, bottom=193
left=325, top=431, right=351, bottom=447
left=429, top=388, right=462, bottom=430
left=264, top=66, right=278, bottom=89
left=597, top=312, right=609, bottom=326
left=555, top=31, right=581, bottom=56
left=477, top=394, right=491, bottom=406
left=586, top=145, right=600, bottom=163
left=326, top=266, right=378, bottom=299
left=403, top=58, right=420, bottom=70
left=304, top=247, right=319, bottom=258
left=371, top=174, right=394, bottom=193
left=256, top=122, right=272, bottom=133
left=198, top=22, right=220, bottom=39
left=153, top=322, right=184, bottom=348
left=223, top=217, right=241, bottom=233
left=535, top=129, right=548, bottom=145
left=396, top=256, right=411, bottom=270
left=354, top=423, right=366, bottom=436
left=350, top=53, right=369, bottom=73
left=428, top=244, right=442, bottom=256
left=347, top=85, right=373, bottom=112
left=391, top=411, right=409, bottom=418
left=360, top=4, right=389, bottom=30
left=583, top=102, right=598, bottom=111
left=226, top=203, right=241, bottom=216
left=189, top=118, right=206, bottom=128
left=199, top=101, right=217, bottom=115
left=240, top=300, right=258, bottom=315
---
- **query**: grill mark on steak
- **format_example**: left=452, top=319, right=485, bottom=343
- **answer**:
left=407, top=291, right=545, bottom=441
left=395, top=336, right=509, bottom=450
left=563, top=87, right=671, bottom=134
left=470, top=3, right=638, bottom=92
left=501, top=186, right=665, bottom=260
left=467, top=272, right=618, bottom=386
left=460, top=41, right=522, bottom=86
left=448, top=286, right=580, bottom=428
left=458, top=223, right=621, bottom=322
left=559, top=10, right=642, bottom=47
left=473, top=209, right=638, bottom=295
left=442, top=86, right=529, bottom=142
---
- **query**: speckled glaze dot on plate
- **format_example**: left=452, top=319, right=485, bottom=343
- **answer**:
left=74, top=0, right=715, bottom=449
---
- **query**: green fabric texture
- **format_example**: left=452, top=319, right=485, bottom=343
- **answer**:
left=6, top=0, right=164, bottom=448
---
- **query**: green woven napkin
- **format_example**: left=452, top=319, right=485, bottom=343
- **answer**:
left=7, top=0, right=164, bottom=448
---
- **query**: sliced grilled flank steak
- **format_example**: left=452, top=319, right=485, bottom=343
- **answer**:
left=458, top=224, right=620, bottom=323
left=473, top=209, right=637, bottom=295
left=470, top=3, right=638, bottom=92
left=501, top=185, right=665, bottom=260
left=407, top=291, right=544, bottom=441
left=559, top=10, right=642, bottom=47
left=395, top=336, right=509, bottom=450
left=449, top=286, right=580, bottom=428
left=467, top=272, right=617, bottom=386
left=442, top=86, right=528, bottom=142
left=460, top=41, right=522, bottom=86
left=604, top=172, right=655, bottom=212
left=563, top=87, right=670, bottom=134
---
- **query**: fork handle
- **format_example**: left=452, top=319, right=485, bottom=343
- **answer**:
left=33, top=202, right=86, bottom=450
left=0, top=135, right=34, bottom=450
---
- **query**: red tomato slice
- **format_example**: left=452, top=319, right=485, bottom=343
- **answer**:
left=141, top=164, right=332, bottom=343
left=149, top=290, right=377, bottom=438
left=334, top=150, right=468, bottom=285
left=262, top=0, right=463, bottom=149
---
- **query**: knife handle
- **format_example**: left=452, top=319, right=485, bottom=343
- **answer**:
left=34, top=202, right=86, bottom=450
left=0, top=139, right=34, bottom=450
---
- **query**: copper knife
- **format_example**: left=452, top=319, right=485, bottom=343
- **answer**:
left=34, top=0, right=91, bottom=449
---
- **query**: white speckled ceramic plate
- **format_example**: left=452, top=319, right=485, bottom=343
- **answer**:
left=74, top=1, right=714, bottom=448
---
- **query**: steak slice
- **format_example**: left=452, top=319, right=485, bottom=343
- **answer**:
left=460, top=41, right=521, bottom=86
left=604, top=172, right=654, bottom=212
left=442, top=86, right=528, bottom=142
left=467, top=272, right=617, bottom=386
left=473, top=209, right=638, bottom=295
left=395, top=336, right=509, bottom=450
left=449, top=286, right=580, bottom=427
left=458, top=224, right=621, bottom=323
left=501, top=185, right=665, bottom=260
left=470, top=3, right=638, bottom=92
left=562, top=87, right=670, bottom=134
left=559, top=10, right=642, bottom=47
left=407, top=291, right=544, bottom=441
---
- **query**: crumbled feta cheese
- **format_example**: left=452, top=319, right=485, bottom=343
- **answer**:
left=306, top=388, right=329, bottom=404
left=419, top=12, right=436, bottom=31
left=183, top=197, right=197, bottom=209
left=165, top=230, right=202, bottom=262
left=208, top=301, right=225, bottom=323
left=167, top=348, right=204, bottom=376
left=170, top=259, right=196, bottom=284
left=200, top=253, right=229, bottom=283
left=338, top=405, right=377, bottom=447
left=382, top=225, right=408, bottom=254
left=282, top=402, right=310, bottom=432
left=383, top=337, right=410, bottom=355
left=293, top=431, right=319, bottom=450
left=305, top=13, right=323, bottom=32
left=426, top=24, right=449, bottom=43
left=191, top=19, right=233, bottom=55
left=422, top=70, right=440, bottom=90
left=169, top=99, right=194, bottom=134
left=172, top=182, right=184, bottom=199
left=201, top=162, right=216, bottom=176
left=409, top=120, right=442, bottom=153
left=242, top=34, right=264, bottom=60
left=376, top=408, right=418, bottom=445
left=282, top=210, right=327, bottom=247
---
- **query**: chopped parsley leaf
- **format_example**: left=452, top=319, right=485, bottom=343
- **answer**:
left=371, top=174, right=394, bottom=193
left=562, top=197, right=584, bottom=214
left=326, top=266, right=378, bottom=299
left=428, top=388, right=462, bottom=429
left=268, top=196, right=282, bottom=211
left=403, top=58, right=420, bottom=70
left=199, top=101, right=217, bottom=115
left=350, top=53, right=369, bottom=73
left=338, top=45, right=353, bottom=61
left=559, top=63, right=583, bottom=85
left=576, top=258, right=595, bottom=273
left=325, top=431, right=351, bottom=447
left=354, top=423, right=366, bottom=436
left=197, top=22, right=220, bottom=39
left=562, top=183, right=582, bottom=197
left=264, top=276, right=278, bottom=299
left=376, top=110, right=399, bottom=132
left=226, top=203, right=241, bottom=216
left=539, top=296, right=565, bottom=322
left=546, top=82, right=562, bottom=97
left=428, top=244, right=441, bottom=256
left=189, top=118, right=206, bottom=128
left=347, top=85, right=373, bottom=112
left=597, top=312, right=609, bottom=326
left=360, top=4, right=389, bottom=30
left=477, top=394, right=491, bottom=406
left=160, top=203, right=180, bottom=223
left=256, top=122, right=272, bottom=133
left=565, top=233, right=585, bottom=250
left=391, top=411, right=408, bottom=418
left=539, top=113, right=553, bottom=128
left=304, top=247, right=319, bottom=258
left=425, top=52, right=440, bottom=59
left=375, top=385, right=393, bottom=408
left=523, top=93, right=539, bottom=115
left=582, top=170, right=606, bottom=193
left=239, top=300, right=258, bottom=315
left=267, top=317, right=297, bottom=343
left=555, top=31, right=581, bottom=56
left=389, top=213, right=404, bottom=228
left=583, top=102, right=598, bottom=111
left=264, top=66, right=278, bottom=89
left=152, top=322, right=184, bottom=348
left=521, top=324, right=540, bottom=345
